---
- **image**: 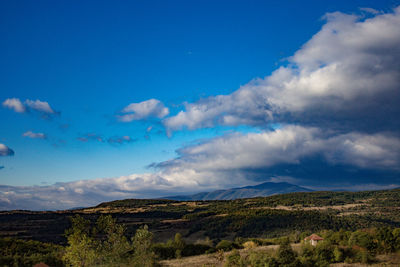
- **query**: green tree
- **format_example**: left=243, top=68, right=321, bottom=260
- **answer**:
left=276, top=238, right=299, bottom=266
left=314, top=241, right=334, bottom=264
left=131, top=225, right=156, bottom=267
left=95, top=215, right=131, bottom=265
left=348, top=230, right=377, bottom=255
left=392, top=228, right=400, bottom=251
left=173, top=233, right=185, bottom=258
left=63, top=215, right=97, bottom=267
left=63, top=215, right=135, bottom=267
left=333, top=246, right=343, bottom=262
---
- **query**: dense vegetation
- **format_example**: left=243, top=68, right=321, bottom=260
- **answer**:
left=1, top=218, right=400, bottom=266
left=0, top=188, right=400, bottom=266
left=0, top=238, right=64, bottom=266
left=222, top=227, right=400, bottom=267
left=2, top=189, right=400, bottom=244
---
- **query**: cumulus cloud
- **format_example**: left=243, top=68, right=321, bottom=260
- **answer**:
left=0, top=143, right=14, bottom=156
left=2, top=98, right=57, bottom=118
left=163, top=7, right=400, bottom=133
left=22, top=131, right=47, bottom=139
left=2, top=98, right=26, bottom=113
left=118, top=99, right=169, bottom=122
left=24, top=99, right=55, bottom=114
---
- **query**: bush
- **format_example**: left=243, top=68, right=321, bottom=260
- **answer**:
left=277, top=238, right=297, bottom=265
left=152, top=243, right=176, bottom=260
left=182, top=244, right=211, bottom=257
left=248, top=251, right=279, bottom=267
left=243, top=241, right=257, bottom=249
left=224, top=249, right=245, bottom=267
left=0, top=238, right=64, bottom=267
left=216, top=240, right=241, bottom=252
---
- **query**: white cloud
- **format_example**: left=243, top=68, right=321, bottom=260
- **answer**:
left=0, top=174, right=183, bottom=210
left=359, top=7, right=382, bottom=15
left=163, top=7, right=400, bottom=133
left=2, top=98, right=57, bottom=116
left=0, top=143, right=14, bottom=156
left=118, top=99, right=169, bottom=122
left=22, top=131, right=47, bottom=139
left=2, top=98, right=26, bottom=113
left=24, top=99, right=55, bottom=114
left=157, top=126, right=400, bottom=175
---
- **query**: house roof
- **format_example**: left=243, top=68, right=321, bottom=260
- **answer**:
left=304, top=234, right=324, bottom=241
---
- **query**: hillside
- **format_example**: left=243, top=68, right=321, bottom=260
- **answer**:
left=164, top=182, right=312, bottom=200
left=0, top=188, right=399, bottom=245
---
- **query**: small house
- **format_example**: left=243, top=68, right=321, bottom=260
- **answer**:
left=304, top=234, right=324, bottom=246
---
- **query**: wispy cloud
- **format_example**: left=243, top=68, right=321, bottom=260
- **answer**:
left=117, top=99, right=169, bottom=122
left=77, top=133, right=135, bottom=145
left=107, top=136, right=136, bottom=145
left=359, top=7, right=382, bottom=15
left=77, top=133, right=104, bottom=143
left=22, top=131, right=47, bottom=139
left=0, top=143, right=14, bottom=156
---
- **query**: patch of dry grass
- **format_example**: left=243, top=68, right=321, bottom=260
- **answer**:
left=160, top=245, right=400, bottom=267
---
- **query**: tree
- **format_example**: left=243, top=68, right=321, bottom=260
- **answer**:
left=63, top=215, right=97, bottom=267
left=95, top=215, right=131, bottom=265
left=63, top=215, right=133, bottom=267
left=131, top=225, right=156, bottom=267
left=277, top=238, right=299, bottom=266
left=333, top=246, right=343, bottom=262
left=173, top=233, right=185, bottom=258
left=348, top=230, right=377, bottom=255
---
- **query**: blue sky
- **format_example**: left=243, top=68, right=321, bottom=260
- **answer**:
left=1, top=0, right=400, bottom=210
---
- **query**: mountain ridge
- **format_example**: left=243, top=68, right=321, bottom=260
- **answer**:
left=164, top=181, right=313, bottom=200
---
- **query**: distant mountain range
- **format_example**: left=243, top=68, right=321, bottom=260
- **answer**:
left=164, top=182, right=313, bottom=200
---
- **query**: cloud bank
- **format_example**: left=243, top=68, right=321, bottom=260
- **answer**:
left=1, top=125, right=399, bottom=210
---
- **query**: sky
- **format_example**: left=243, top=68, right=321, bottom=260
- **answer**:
left=1, top=0, right=399, bottom=210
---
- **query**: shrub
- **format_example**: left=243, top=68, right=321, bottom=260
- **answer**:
left=243, top=241, right=257, bottom=249
left=216, top=240, right=237, bottom=251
